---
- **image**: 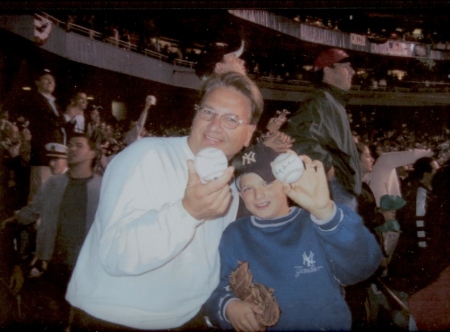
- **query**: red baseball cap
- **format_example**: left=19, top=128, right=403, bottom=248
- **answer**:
left=312, top=48, right=350, bottom=72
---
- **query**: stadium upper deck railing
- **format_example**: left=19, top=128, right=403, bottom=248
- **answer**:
left=40, top=12, right=450, bottom=95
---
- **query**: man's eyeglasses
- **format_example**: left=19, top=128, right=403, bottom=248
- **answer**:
left=194, top=105, right=249, bottom=130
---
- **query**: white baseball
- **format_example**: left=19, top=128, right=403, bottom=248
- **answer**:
left=194, top=147, right=228, bottom=183
left=271, top=152, right=305, bottom=183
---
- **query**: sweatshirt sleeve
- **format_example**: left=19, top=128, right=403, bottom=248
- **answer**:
left=203, top=233, right=240, bottom=330
left=313, top=204, right=383, bottom=286
left=96, top=142, right=205, bottom=276
left=378, top=149, right=433, bottom=169
left=17, top=183, right=46, bottom=225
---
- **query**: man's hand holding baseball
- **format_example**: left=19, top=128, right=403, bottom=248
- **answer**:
left=182, top=160, right=234, bottom=221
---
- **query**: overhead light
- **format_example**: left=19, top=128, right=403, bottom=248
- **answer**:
left=87, top=95, right=94, bottom=100
left=22, top=86, right=31, bottom=91
left=302, top=65, right=312, bottom=71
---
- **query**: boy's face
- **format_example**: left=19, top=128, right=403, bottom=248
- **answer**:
left=239, top=173, right=290, bottom=220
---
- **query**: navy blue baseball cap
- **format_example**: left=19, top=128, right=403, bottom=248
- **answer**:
left=232, top=144, right=278, bottom=191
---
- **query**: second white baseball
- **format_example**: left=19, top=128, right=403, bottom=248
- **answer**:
left=194, top=147, right=228, bottom=183
left=271, top=152, right=305, bottom=183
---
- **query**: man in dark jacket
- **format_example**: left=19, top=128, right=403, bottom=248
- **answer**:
left=18, top=68, right=69, bottom=203
left=285, top=48, right=361, bottom=210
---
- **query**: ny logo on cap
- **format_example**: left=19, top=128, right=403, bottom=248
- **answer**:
left=242, top=151, right=256, bottom=165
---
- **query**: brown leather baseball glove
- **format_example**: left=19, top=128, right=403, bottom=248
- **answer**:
left=229, top=261, right=281, bottom=327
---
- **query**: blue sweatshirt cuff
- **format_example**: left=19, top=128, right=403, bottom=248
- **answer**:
left=311, top=202, right=343, bottom=231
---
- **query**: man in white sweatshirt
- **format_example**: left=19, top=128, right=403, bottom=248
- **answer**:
left=66, top=72, right=263, bottom=331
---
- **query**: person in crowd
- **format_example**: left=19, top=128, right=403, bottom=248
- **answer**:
left=1, top=142, right=68, bottom=229
left=66, top=72, right=263, bottom=331
left=63, top=91, right=89, bottom=134
left=407, top=158, right=450, bottom=331
left=19, top=134, right=101, bottom=331
left=100, top=122, right=116, bottom=145
left=388, top=157, right=441, bottom=294
left=0, top=113, right=27, bottom=329
left=1, top=142, right=69, bottom=292
left=367, top=148, right=434, bottom=206
left=122, top=95, right=156, bottom=146
left=354, top=143, right=386, bottom=231
left=86, top=106, right=103, bottom=146
left=399, top=157, right=440, bottom=249
left=346, top=142, right=385, bottom=330
left=255, top=109, right=295, bottom=154
left=45, top=142, right=69, bottom=175
left=285, top=48, right=361, bottom=210
left=17, top=68, right=68, bottom=204
left=204, top=144, right=382, bottom=331
left=1, top=121, right=29, bottom=217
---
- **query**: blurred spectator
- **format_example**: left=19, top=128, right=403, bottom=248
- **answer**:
left=86, top=106, right=103, bottom=146
left=255, top=109, right=294, bottom=153
left=390, top=157, right=440, bottom=293
left=63, top=91, right=88, bottom=134
left=17, top=69, right=68, bottom=204
left=1, top=116, right=32, bottom=216
left=123, top=95, right=155, bottom=146
left=19, top=134, right=101, bottom=331
left=346, top=142, right=385, bottom=330
left=400, top=159, right=450, bottom=330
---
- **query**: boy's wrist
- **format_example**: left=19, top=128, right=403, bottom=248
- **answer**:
left=311, top=201, right=335, bottom=222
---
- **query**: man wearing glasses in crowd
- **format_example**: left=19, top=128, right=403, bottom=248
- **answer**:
left=66, top=72, right=263, bottom=331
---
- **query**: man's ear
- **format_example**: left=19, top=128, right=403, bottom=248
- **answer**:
left=322, top=66, right=331, bottom=78
left=214, top=62, right=225, bottom=74
left=244, top=124, right=257, bottom=148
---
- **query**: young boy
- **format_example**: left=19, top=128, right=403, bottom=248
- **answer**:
left=204, top=145, right=383, bottom=331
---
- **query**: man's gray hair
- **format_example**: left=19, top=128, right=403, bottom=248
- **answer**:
left=198, top=72, right=264, bottom=125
